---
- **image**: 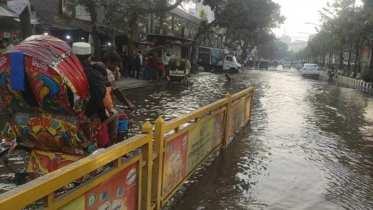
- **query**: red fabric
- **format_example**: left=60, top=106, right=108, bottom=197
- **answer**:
left=80, top=115, right=109, bottom=148
left=96, top=122, right=109, bottom=148
left=149, top=56, right=158, bottom=69
left=158, top=63, right=165, bottom=71
left=118, top=109, right=127, bottom=120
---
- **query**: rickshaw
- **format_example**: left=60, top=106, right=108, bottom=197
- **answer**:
left=0, top=35, right=137, bottom=190
left=166, top=58, right=190, bottom=89
left=145, top=34, right=197, bottom=89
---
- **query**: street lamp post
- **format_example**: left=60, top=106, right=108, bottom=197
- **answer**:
left=370, top=38, right=373, bottom=74
left=369, top=37, right=373, bottom=96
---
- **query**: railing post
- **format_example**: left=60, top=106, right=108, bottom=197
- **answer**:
left=141, top=121, right=153, bottom=210
left=152, top=117, right=166, bottom=209
left=223, top=92, right=231, bottom=149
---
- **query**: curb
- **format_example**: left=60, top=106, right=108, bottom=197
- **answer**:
left=119, top=83, right=158, bottom=90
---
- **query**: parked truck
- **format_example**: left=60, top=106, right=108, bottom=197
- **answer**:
left=197, top=46, right=241, bottom=73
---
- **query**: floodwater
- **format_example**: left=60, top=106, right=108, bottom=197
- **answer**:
left=2, top=68, right=373, bottom=209
left=162, top=68, right=373, bottom=210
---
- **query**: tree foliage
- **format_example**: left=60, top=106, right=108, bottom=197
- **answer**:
left=196, top=0, right=285, bottom=60
left=296, top=0, right=373, bottom=74
left=257, top=39, right=290, bottom=60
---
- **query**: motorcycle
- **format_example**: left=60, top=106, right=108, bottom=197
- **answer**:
left=0, top=35, right=140, bottom=191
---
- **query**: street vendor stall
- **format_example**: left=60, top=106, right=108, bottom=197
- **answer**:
left=146, top=34, right=196, bottom=88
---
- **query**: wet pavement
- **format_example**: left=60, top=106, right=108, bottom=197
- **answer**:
left=2, top=67, right=373, bottom=209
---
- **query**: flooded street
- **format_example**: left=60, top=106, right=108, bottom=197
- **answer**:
left=160, top=68, right=373, bottom=210
left=2, top=68, right=373, bottom=209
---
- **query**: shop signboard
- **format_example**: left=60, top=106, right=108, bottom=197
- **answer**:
left=0, top=32, right=9, bottom=38
left=10, top=30, right=19, bottom=36
left=7, top=0, right=29, bottom=15
left=361, top=46, right=371, bottom=63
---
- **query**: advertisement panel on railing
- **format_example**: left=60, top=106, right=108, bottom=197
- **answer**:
left=213, top=111, right=225, bottom=148
left=163, top=110, right=225, bottom=197
left=228, top=103, right=237, bottom=138
left=246, top=95, right=252, bottom=121
left=228, top=95, right=251, bottom=142
left=163, top=132, right=189, bottom=196
left=186, top=117, right=214, bottom=173
left=235, top=97, right=246, bottom=130
left=61, top=162, right=138, bottom=210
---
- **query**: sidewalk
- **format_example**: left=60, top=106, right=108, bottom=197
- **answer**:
left=116, top=77, right=157, bottom=90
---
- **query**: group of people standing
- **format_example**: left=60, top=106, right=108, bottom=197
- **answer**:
left=123, top=50, right=173, bottom=81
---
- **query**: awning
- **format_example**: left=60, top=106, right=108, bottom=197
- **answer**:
left=146, top=34, right=197, bottom=45
left=36, top=22, right=80, bottom=31
left=0, top=6, right=17, bottom=18
left=13, top=18, right=39, bottom=25
left=135, top=41, right=156, bottom=46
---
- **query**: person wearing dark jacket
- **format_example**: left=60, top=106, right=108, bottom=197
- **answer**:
left=73, top=42, right=109, bottom=147
left=133, top=51, right=142, bottom=79
left=73, top=42, right=107, bottom=128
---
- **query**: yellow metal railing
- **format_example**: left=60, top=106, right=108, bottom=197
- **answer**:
left=0, top=85, right=255, bottom=210
left=152, top=85, right=255, bottom=209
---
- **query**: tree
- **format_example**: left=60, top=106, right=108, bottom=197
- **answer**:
left=257, top=39, right=290, bottom=60
left=220, top=0, right=285, bottom=59
left=295, top=0, right=373, bottom=75
left=192, top=0, right=285, bottom=62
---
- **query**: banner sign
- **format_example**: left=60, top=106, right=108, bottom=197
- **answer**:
left=7, top=0, right=29, bottom=15
left=163, top=110, right=225, bottom=197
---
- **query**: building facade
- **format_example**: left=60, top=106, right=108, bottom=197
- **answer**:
left=1, top=0, right=221, bottom=55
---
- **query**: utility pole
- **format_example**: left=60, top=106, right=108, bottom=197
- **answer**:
left=7, top=0, right=33, bottom=39
left=19, top=4, right=32, bottom=39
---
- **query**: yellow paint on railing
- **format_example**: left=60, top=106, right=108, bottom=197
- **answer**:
left=164, top=98, right=229, bottom=132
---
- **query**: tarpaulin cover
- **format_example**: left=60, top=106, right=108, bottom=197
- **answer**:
left=0, top=35, right=89, bottom=114
left=10, top=50, right=25, bottom=91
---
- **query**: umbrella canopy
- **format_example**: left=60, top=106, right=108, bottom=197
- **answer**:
left=0, top=6, right=18, bottom=18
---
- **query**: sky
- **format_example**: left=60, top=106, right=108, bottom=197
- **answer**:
left=272, top=0, right=363, bottom=42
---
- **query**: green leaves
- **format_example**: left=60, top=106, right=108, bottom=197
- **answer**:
left=297, top=0, right=373, bottom=62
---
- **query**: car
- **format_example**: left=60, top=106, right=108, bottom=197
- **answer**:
left=301, top=63, right=320, bottom=78
left=259, top=60, right=270, bottom=70
left=283, top=61, right=291, bottom=69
